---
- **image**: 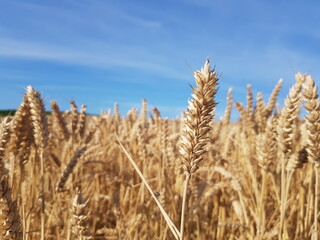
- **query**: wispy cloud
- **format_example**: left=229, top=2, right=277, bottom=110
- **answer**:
left=0, top=0, right=187, bottom=82
left=0, top=37, right=189, bottom=81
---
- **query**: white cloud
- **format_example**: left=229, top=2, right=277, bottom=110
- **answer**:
left=0, top=37, right=189, bottom=81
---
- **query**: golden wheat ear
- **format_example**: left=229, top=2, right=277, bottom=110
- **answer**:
left=278, top=73, right=305, bottom=155
left=0, top=117, right=12, bottom=174
left=179, top=59, right=219, bottom=240
left=26, top=86, right=49, bottom=151
left=69, top=100, right=79, bottom=137
left=10, top=95, right=33, bottom=166
left=302, top=75, right=320, bottom=240
left=51, top=100, right=69, bottom=140
left=77, top=104, right=87, bottom=138
left=179, top=59, right=219, bottom=175
left=72, top=192, right=93, bottom=240
left=56, top=147, right=87, bottom=192
left=25, top=86, right=49, bottom=239
left=0, top=176, right=22, bottom=239
left=266, top=79, right=283, bottom=117
left=302, top=75, right=320, bottom=165
left=223, top=87, right=232, bottom=124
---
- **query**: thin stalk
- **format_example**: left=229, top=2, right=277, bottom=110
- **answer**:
left=306, top=166, right=315, bottom=237
left=40, top=149, right=45, bottom=240
left=280, top=169, right=295, bottom=239
left=23, top=200, right=26, bottom=240
left=313, top=165, right=319, bottom=240
left=116, top=134, right=180, bottom=240
left=285, top=170, right=294, bottom=198
left=279, top=153, right=287, bottom=240
left=180, top=173, right=191, bottom=240
left=258, top=170, right=266, bottom=237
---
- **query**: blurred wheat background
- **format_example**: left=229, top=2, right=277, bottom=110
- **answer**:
left=0, top=59, right=319, bottom=239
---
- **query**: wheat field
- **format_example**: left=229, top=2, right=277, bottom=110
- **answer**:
left=0, top=59, right=319, bottom=239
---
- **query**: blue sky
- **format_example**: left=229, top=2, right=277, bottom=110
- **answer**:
left=0, top=0, right=320, bottom=119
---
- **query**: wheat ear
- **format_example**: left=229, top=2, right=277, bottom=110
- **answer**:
left=26, top=86, right=48, bottom=240
left=10, top=96, right=34, bottom=166
left=254, top=92, right=267, bottom=132
left=246, top=84, right=253, bottom=120
left=278, top=74, right=305, bottom=155
left=266, top=79, right=283, bottom=117
left=234, top=102, right=246, bottom=122
left=223, top=88, right=232, bottom=124
left=56, top=147, right=87, bottom=192
left=72, top=192, right=93, bottom=240
left=302, top=76, right=320, bottom=239
left=84, top=117, right=102, bottom=144
left=0, top=176, right=22, bottom=239
left=140, top=98, right=147, bottom=118
left=50, top=100, right=69, bottom=140
left=77, top=104, right=87, bottom=138
left=277, top=74, right=305, bottom=239
left=0, top=117, right=12, bottom=174
left=70, top=100, right=79, bottom=136
left=302, top=76, right=320, bottom=165
left=179, top=59, right=219, bottom=239
left=26, top=86, right=48, bottom=151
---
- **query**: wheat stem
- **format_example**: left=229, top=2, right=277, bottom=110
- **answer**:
left=116, top=134, right=180, bottom=240
left=313, top=165, right=319, bottom=240
left=180, top=173, right=190, bottom=240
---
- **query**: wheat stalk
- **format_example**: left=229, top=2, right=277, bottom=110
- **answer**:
left=116, top=134, right=180, bottom=239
